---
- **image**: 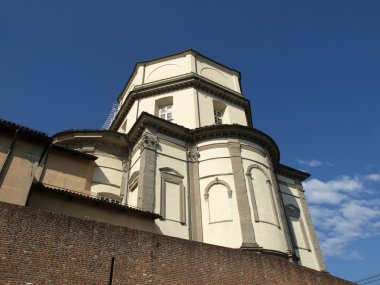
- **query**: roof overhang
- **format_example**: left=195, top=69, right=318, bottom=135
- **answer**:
left=52, top=129, right=128, bottom=149
left=51, top=144, right=98, bottom=160
left=277, top=164, right=310, bottom=181
left=128, top=112, right=279, bottom=168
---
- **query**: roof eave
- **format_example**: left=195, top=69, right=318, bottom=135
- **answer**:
left=277, top=164, right=311, bottom=181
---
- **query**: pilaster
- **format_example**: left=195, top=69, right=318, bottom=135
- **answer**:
left=187, top=148, right=203, bottom=242
left=228, top=139, right=259, bottom=248
left=137, top=132, right=159, bottom=212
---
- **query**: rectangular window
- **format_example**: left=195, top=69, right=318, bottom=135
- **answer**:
left=214, top=110, right=223, bottom=125
left=159, top=105, right=173, bottom=121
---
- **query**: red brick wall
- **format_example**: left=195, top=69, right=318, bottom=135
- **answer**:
left=0, top=202, right=354, bottom=285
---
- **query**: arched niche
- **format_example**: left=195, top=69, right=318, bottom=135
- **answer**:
left=204, top=178, right=233, bottom=224
left=285, top=204, right=311, bottom=251
left=245, top=164, right=280, bottom=227
left=147, top=64, right=182, bottom=82
left=199, top=67, right=231, bottom=89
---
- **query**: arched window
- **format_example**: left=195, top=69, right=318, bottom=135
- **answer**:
left=204, top=178, right=233, bottom=223
left=155, top=96, right=173, bottom=121
left=212, top=100, right=226, bottom=125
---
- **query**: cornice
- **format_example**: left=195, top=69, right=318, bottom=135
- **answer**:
left=127, top=112, right=280, bottom=168
left=135, top=49, right=241, bottom=75
left=51, top=144, right=98, bottom=161
left=52, top=130, right=128, bottom=148
left=277, top=164, right=310, bottom=181
left=128, top=112, right=190, bottom=145
left=110, top=73, right=252, bottom=131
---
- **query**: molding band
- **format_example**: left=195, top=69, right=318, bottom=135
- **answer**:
left=110, top=73, right=252, bottom=131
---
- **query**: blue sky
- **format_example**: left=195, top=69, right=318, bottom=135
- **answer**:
left=1, top=1, right=379, bottom=281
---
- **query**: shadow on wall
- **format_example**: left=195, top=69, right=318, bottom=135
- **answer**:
left=93, top=167, right=111, bottom=184
left=281, top=184, right=313, bottom=267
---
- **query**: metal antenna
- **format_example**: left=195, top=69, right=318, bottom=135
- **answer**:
left=101, top=102, right=118, bottom=130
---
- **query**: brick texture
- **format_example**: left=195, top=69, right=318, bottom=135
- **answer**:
left=0, top=202, right=354, bottom=285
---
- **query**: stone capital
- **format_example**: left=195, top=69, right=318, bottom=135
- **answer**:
left=187, top=150, right=200, bottom=162
left=139, top=133, right=159, bottom=151
left=122, top=160, right=129, bottom=171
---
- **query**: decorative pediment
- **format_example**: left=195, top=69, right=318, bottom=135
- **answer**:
left=159, top=167, right=184, bottom=178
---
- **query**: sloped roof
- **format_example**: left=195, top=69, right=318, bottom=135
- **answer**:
left=31, top=182, right=161, bottom=219
left=0, top=118, right=50, bottom=141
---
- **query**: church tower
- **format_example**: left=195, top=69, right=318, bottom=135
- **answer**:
left=54, top=50, right=326, bottom=271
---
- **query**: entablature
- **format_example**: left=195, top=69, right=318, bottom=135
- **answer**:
left=109, top=72, right=252, bottom=131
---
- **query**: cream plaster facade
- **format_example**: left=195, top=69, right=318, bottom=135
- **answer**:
left=113, top=50, right=249, bottom=133
left=102, top=50, right=325, bottom=271
left=0, top=50, right=326, bottom=272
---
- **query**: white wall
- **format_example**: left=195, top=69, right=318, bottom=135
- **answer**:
left=154, top=137, right=189, bottom=239
left=199, top=174, right=242, bottom=248
left=198, top=90, right=247, bottom=127
left=120, top=65, right=144, bottom=106
left=127, top=147, right=141, bottom=208
left=241, top=142, right=288, bottom=254
left=120, top=86, right=250, bottom=130
left=91, top=153, right=122, bottom=197
left=198, top=142, right=242, bottom=248
left=144, top=56, right=191, bottom=83
left=196, top=56, right=241, bottom=93
left=120, top=101, right=138, bottom=133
